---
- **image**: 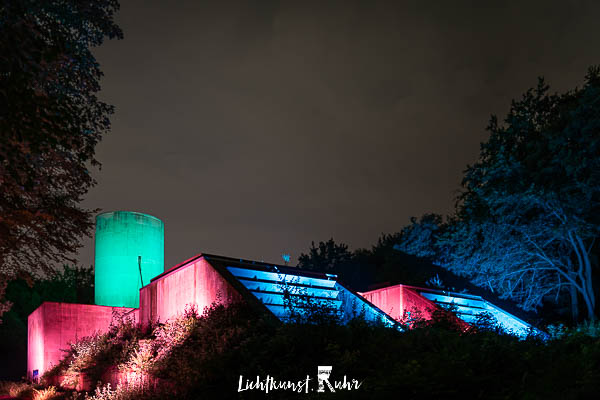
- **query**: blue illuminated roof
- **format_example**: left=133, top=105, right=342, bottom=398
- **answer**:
left=225, top=265, right=397, bottom=327
left=200, top=254, right=542, bottom=338
left=416, top=288, right=543, bottom=338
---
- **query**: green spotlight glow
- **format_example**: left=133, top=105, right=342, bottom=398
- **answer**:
left=94, top=211, right=164, bottom=307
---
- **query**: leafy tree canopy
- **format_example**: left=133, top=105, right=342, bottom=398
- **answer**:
left=397, top=68, right=600, bottom=321
left=0, top=0, right=122, bottom=276
left=298, top=239, right=354, bottom=273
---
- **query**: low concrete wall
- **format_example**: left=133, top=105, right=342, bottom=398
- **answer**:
left=27, top=302, right=135, bottom=380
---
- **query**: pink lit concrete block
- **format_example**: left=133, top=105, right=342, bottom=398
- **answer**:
left=139, top=256, right=241, bottom=327
left=27, top=302, right=135, bottom=379
left=360, top=285, right=443, bottom=324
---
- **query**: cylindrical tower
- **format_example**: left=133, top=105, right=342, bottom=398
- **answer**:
left=94, top=211, right=164, bottom=308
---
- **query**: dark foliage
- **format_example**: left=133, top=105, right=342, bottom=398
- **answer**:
left=298, top=239, right=372, bottom=290
left=295, top=235, right=513, bottom=299
left=51, top=302, right=600, bottom=400
left=297, top=236, right=417, bottom=291
left=147, top=305, right=600, bottom=400
left=0, top=0, right=122, bottom=277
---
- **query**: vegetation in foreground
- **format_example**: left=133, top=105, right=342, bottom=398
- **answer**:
left=2, top=302, right=596, bottom=400
left=0, top=381, right=59, bottom=400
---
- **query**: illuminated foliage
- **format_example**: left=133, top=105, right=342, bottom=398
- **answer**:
left=397, top=68, right=600, bottom=321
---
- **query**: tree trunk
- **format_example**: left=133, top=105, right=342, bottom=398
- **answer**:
left=570, top=284, right=579, bottom=323
left=581, top=288, right=595, bottom=322
left=576, top=235, right=596, bottom=321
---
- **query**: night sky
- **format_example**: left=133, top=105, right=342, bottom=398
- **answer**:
left=79, top=0, right=600, bottom=269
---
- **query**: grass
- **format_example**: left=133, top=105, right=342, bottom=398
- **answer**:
left=0, top=381, right=34, bottom=398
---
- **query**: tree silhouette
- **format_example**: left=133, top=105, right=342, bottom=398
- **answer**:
left=0, top=1, right=122, bottom=281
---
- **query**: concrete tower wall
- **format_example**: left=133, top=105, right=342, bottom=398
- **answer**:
left=95, top=211, right=164, bottom=308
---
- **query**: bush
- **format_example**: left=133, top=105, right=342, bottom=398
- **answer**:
left=32, top=386, right=59, bottom=400
left=38, top=302, right=600, bottom=399
left=42, top=316, right=143, bottom=388
left=82, top=382, right=158, bottom=400
left=0, top=381, right=35, bottom=398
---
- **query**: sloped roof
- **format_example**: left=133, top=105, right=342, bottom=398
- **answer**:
left=149, top=252, right=543, bottom=337
left=204, top=254, right=397, bottom=326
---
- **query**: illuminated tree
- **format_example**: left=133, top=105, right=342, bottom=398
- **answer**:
left=441, top=193, right=597, bottom=320
left=398, top=69, right=600, bottom=321
left=393, top=214, right=445, bottom=260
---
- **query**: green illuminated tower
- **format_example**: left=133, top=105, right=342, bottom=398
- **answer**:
left=94, top=211, right=164, bottom=307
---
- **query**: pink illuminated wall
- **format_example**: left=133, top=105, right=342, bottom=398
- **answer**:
left=361, top=285, right=453, bottom=325
left=27, top=302, right=134, bottom=379
left=139, top=255, right=242, bottom=327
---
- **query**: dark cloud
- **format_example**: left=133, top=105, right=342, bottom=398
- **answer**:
left=79, top=0, right=600, bottom=268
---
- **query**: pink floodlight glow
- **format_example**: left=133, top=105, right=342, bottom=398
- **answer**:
left=360, top=284, right=468, bottom=328
left=139, top=256, right=242, bottom=328
left=27, top=302, right=135, bottom=380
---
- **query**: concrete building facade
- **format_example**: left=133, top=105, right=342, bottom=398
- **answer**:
left=27, top=213, right=542, bottom=380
